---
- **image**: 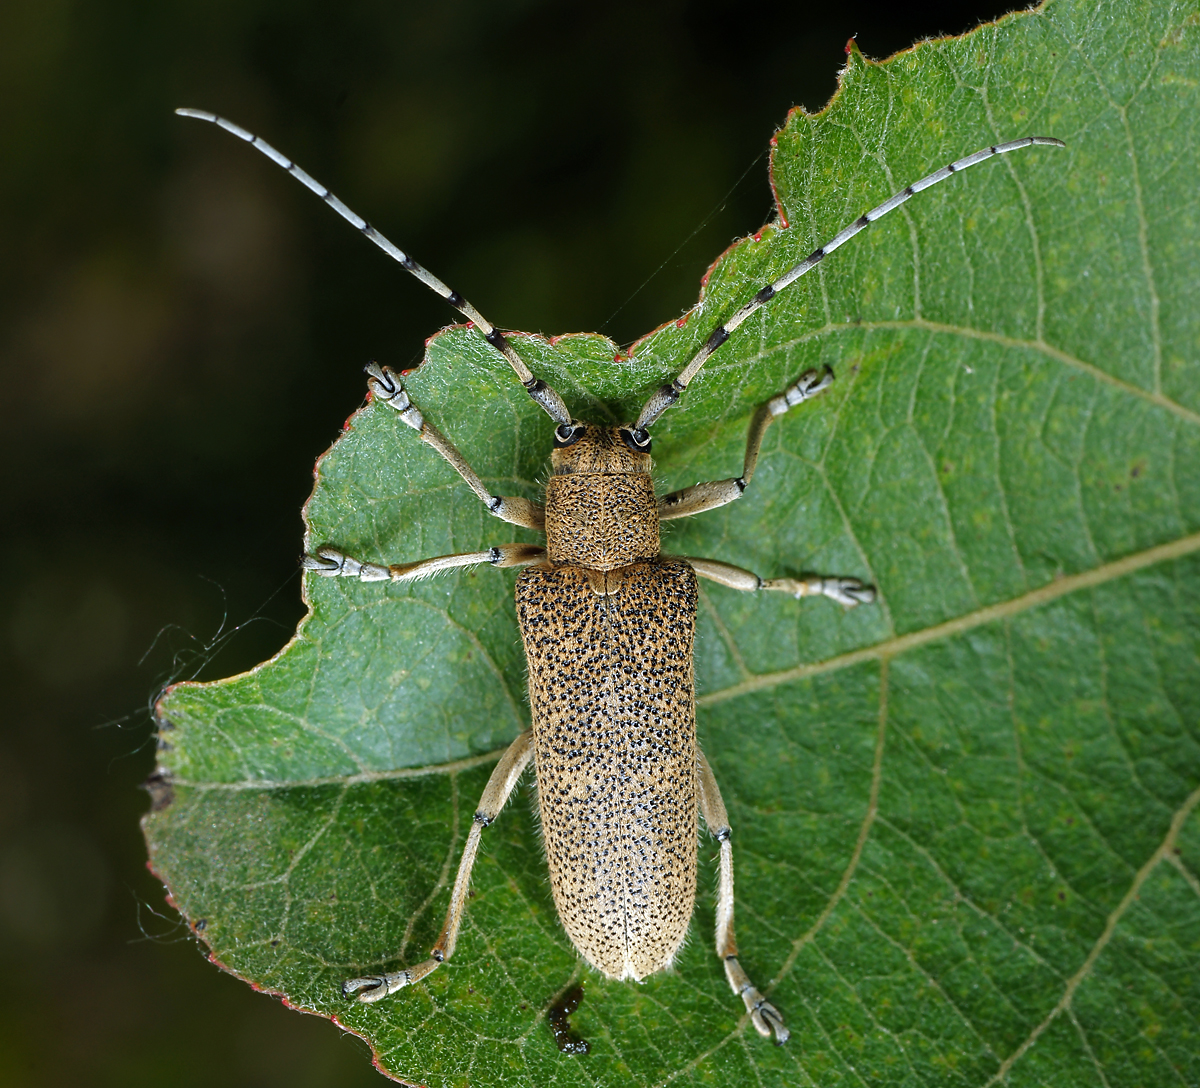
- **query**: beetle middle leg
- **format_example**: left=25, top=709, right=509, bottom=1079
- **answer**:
left=343, top=730, right=535, bottom=1003
left=658, top=365, right=833, bottom=521
left=697, top=750, right=789, bottom=1045
left=305, top=542, right=546, bottom=582
left=681, top=555, right=874, bottom=607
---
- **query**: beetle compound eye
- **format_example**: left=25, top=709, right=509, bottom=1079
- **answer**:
left=621, top=428, right=652, bottom=453
left=553, top=423, right=586, bottom=448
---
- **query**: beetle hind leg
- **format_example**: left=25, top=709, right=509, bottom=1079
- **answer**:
left=342, top=731, right=534, bottom=1003
left=697, top=750, right=790, bottom=1045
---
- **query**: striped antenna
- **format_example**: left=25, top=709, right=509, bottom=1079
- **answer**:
left=175, top=108, right=572, bottom=428
left=634, top=135, right=1065, bottom=434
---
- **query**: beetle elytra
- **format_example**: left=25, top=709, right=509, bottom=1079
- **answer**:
left=177, top=108, right=1063, bottom=1044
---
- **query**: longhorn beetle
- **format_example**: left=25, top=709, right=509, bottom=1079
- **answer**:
left=177, top=108, right=1063, bottom=1044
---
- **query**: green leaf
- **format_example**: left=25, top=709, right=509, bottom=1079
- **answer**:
left=144, top=1, right=1200, bottom=1083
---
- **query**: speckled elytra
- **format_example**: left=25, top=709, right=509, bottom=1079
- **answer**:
left=177, top=107, right=1062, bottom=1044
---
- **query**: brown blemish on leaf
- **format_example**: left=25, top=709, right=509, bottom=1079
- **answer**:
left=142, top=772, right=175, bottom=812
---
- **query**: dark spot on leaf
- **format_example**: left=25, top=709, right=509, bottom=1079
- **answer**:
left=548, top=984, right=589, bottom=1055
left=142, top=772, right=175, bottom=812
left=271, top=940, right=280, bottom=947
left=1114, top=484, right=1122, bottom=491
left=1057, top=891, right=1066, bottom=901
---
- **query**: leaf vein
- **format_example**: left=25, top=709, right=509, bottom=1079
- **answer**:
left=977, top=780, right=1200, bottom=1087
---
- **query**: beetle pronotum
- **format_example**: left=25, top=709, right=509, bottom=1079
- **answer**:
left=177, top=108, right=1063, bottom=1044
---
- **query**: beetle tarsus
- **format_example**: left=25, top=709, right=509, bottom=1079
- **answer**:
left=343, top=962, right=433, bottom=1002
left=753, top=999, right=790, bottom=1046
left=725, top=950, right=789, bottom=1044
left=343, top=974, right=393, bottom=1002
left=365, top=362, right=425, bottom=430
left=302, top=550, right=344, bottom=574
left=764, top=365, right=833, bottom=418
left=303, top=547, right=390, bottom=582
left=816, top=577, right=876, bottom=607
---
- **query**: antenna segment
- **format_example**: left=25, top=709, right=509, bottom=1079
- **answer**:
left=177, top=109, right=1062, bottom=438
left=175, top=108, right=572, bottom=427
left=633, top=135, right=1065, bottom=435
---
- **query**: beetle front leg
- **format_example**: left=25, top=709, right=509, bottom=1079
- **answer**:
left=343, top=731, right=535, bottom=1002
left=367, top=363, right=545, bottom=531
left=658, top=366, right=833, bottom=521
left=697, top=750, right=789, bottom=1045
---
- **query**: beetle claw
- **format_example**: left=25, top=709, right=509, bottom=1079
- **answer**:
left=823, top=577, right=876, bottom=607
left=752, top=999, right=790, bottom=1045
left=303, top=548, right=346, bottom=575
left=304, top=547, right=391, bottom=582
left=343, top=974, right=391, bottom=1002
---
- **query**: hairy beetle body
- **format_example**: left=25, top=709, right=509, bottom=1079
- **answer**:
left=518, top=557, right=698, bottom=981
left=176, top=107, right=1062, bottom=1046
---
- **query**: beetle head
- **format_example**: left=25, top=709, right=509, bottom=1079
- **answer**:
left=550, top=423, right=652, bottom=475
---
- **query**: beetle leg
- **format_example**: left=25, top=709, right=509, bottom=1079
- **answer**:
left=366, top=362, right=546, bottom=531
left=343, top=731, right=535, bottom=1003
left=658, top=366, right=833, bottom=521
left=677, top=555, right=874, bottom=607
left=696, top=749, right=789, bottom=1045
left=305, top=543, right=546, bottom=582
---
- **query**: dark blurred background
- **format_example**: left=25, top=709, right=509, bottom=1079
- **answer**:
left=1, top=2, right=1019, bottom=1084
